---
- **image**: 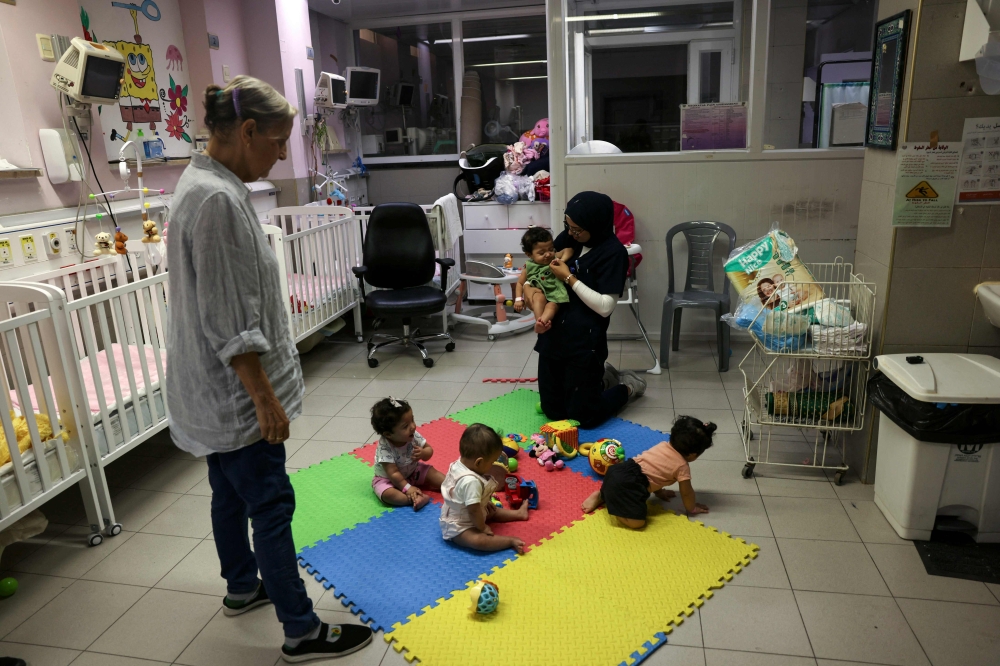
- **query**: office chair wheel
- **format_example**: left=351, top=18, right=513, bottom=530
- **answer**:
left=367, top=358, right=379, bottom=368
left=445, top=342, right=455, bottom=352
left=423, top=358, right=434, bottom=368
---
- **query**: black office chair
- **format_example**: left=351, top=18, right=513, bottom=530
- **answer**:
left=352, top=203, right=456, bottom=368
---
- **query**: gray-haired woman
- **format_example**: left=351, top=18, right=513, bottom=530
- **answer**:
left=166, top=76, right=373, bottom=662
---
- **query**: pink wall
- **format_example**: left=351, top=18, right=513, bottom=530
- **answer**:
left=274, top=0, right=315, bottom=181
left=206, top=0, right=250, bottom=86
left=177, top=0, right=214, bottom=135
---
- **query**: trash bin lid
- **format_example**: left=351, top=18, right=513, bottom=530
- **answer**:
left=874, top=354, right=1000, bottom=404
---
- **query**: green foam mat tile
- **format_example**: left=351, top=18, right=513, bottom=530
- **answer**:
left=448, top=388, right=550, bottom=439
left=290, top=454, right=392, bottom=552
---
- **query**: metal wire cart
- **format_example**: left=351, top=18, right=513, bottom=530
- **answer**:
left=737, top=260, right=876, bottom=485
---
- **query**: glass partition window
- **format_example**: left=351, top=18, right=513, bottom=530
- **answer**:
left=762, top=0, right=877, bottom=149
left=461, top=16, right=548, bottom=147
left=567, top=1, right=746, bottom=154
left=353, top=23, right=456, bottom=157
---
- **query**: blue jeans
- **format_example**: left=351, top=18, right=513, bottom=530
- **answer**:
left=207, top=440, right=319, bottom=639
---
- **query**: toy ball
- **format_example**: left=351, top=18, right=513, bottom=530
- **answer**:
left=0, top=577, right=18, bottom=598
left=508, top=458, right=518, bottom=473
left=535, top=401, right=544, bottom=414
left=580, top=438, right=625, bottom=475
left=469, top=580, right=499, bottom=615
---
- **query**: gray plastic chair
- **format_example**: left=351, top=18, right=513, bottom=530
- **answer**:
left=660, top=221, right=737, bottom=371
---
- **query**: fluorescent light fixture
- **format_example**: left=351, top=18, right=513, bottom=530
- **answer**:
left=568, top=11, right=666, bottom=22
left=501, top=75, right=548, bottom=81
left=587, top=21, right=733, bottom=35
left=434, top=34, right=530, bottom=44
left=470, top=59, right=547, bottom=68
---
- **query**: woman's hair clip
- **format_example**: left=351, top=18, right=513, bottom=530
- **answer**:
left=232, top=88, right=242, bottom=118
left=389, top=396, right=402, bottom=408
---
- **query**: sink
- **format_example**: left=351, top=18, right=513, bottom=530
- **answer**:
left=976, top=283, right=1000, bottom=327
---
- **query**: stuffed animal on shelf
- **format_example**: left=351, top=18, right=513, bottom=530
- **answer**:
left=114, top=227, right=128, bottom=254
left=530, top=440, right=564, bottom=471
left=93, top=232, right=114, bottom=256
left=519, top=118, right=549, bottom=156
left=141, top=220, right=160, bottom=243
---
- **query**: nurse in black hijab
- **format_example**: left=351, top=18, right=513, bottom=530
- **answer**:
left=537, top=191, right=646, bottom=428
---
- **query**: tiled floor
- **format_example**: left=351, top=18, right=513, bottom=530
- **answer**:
left=2, top=328, right=998, bottom=666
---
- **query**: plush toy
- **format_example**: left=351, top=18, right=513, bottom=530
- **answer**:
left=114, top=227, right=129, bottom=254
left=530, top=441, right=564, bottom=471
left=141, top=220, right=160, bottom=243
left=93, top=232, right=114, bottom=256
left=0, top=411, right=70, bottom=467
left=469, top=580, right=500, bottom=615
left=519, top=118, right=549, bottom=156
left=539, top=420, right=580, bottom=459
left=503, top=142, right=529, bottom=174
left=579, top=438, right=626, bottom=476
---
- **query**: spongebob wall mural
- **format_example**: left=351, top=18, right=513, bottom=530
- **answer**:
left=80, top=0, right=193, bottom=161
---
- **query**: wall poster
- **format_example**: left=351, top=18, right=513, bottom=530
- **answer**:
left=892, top=142, right=960, bottom=227
left=956, top=117, right=1000, bottom=205
left=78, top=0, right=193, bottom=162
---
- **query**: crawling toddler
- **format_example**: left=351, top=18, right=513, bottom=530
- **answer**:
left=514, top=227, right=573, bottom=333
left=440, top=424, right=529, bottom=553
left=582, top=416, right=716, bottom=528
left=370, top=397, right=444, bottom=511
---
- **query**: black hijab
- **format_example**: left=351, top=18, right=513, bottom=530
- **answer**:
left=565, top=191, right=615, bottom=248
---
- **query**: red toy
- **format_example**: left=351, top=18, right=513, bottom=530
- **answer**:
left=504, top=473, right=525, bottom=508
left=482, top=377, right=538, bottom=383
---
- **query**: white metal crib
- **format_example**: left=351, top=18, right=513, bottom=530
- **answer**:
left=0, top=283, right=107, bottom=546
left=262, top=206, right=365, bottom=344
left=5, top=257, right=170, bottom=538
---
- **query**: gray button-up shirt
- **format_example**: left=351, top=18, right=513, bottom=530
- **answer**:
left=166, top=152, right=303, bottom=457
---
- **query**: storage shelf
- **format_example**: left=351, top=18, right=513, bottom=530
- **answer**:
left=0, top=168, right=43, bottom=180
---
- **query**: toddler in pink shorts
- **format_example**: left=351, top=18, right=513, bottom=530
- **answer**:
left=370, top=397, right=444, bottom=511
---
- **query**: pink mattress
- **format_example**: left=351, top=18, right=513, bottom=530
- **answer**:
left=11, top=343, right=166, bottom=416
left=288, top=272, right=349, bottom=313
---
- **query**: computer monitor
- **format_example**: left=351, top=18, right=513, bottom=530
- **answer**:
left=315, top=71, right=347, bottom=110
left=388, top=82, right=415, bottom=107
left=49, top=37, right=125, bottom=105
left=346, top=67, right=380, bottom=106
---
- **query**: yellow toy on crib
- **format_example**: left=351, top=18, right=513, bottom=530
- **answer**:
left=0, top=412, right=70, bottom=467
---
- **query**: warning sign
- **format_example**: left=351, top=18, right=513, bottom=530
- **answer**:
left=893, top=142, right=960, bottom=227
left=906, top=181, right=939, bottom=199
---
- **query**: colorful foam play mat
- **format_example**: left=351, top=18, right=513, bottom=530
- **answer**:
left=291, top=389, right=758, bottom=665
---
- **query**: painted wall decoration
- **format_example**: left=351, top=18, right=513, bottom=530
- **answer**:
left=79, top=0, right=193, bottom=161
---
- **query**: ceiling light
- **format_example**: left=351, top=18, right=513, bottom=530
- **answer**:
left=501, top=75, right=548, bottom=81
left=434, top=34, right=531, bottom=44
left=470, top=59, right=547, bottom=68
left=567, top=11, right=665, bottom=22
left=587, top=21, right=733, bottom=35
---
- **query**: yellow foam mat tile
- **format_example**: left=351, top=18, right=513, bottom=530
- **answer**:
left=385, top=505, right=759, bottom=666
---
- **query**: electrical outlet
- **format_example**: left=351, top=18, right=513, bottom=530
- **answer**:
left=64, top=226, right=78, bottom=252
left=223, top=64, right=231, bottom=82
left=20, top=234, right=37, bottom=261
left=44, top=231, right=61, bottom=257
left=0, top=239, right=12, bottom=266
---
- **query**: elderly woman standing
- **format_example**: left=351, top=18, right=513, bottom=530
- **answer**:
left=166, top=76, right=373, bottom=662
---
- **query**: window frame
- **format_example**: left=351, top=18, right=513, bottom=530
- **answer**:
left=349, top=6, right=546, bottom=166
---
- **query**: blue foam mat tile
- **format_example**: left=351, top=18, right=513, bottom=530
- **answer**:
left=622, top=632, right=668, bottom=666
left=565, top=417, right=670, bottom=481
left=298, top=506, right=513, bottom=632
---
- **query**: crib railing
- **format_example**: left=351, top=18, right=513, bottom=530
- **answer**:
left=263, top=206, right=364, bottom=344
left=64, top=272, right=169, bottom=462
left=0, top=283, right=102, bottom=541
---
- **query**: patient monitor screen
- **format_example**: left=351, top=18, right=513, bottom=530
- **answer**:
left=350, top=71, right=379, bottom=101
left=81, top=57, right=123, bottom=100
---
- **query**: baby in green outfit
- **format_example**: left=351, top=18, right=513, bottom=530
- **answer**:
left=514, top=227, right=574, bottom=333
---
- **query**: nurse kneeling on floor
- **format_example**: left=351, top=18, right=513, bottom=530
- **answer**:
left=536, top=191, right=646, bottom=428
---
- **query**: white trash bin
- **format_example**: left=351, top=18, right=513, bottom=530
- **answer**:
left=872, top=353, right=1000, bottom=543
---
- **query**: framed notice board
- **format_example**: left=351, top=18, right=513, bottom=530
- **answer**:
left=865, top=10, right=911, bottom=150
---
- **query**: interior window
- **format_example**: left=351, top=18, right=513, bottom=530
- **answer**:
left=352, top=23, right=457, bottom=157
left=567, top=1, right=746, bottom=154
left=762, top=0, right=878, bottom=149
left=461, top=15, right=549, bottom=147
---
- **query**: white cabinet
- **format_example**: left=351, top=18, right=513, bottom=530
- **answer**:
left=462, top=201, right=550, bottom=301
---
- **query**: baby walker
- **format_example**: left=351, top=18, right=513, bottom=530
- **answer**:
left=449, top=261, right=537, bottom=341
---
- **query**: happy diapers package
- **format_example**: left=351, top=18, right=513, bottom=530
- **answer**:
left=724, top=226, right=824, bottom=312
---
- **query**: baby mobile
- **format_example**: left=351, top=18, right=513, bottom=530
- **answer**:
left=89, top=141, right=164, bottom=257
left=83, top=0, right=192, bottom=146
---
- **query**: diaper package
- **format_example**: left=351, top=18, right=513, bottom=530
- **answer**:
left=725, top=226, right=824, bottom=311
